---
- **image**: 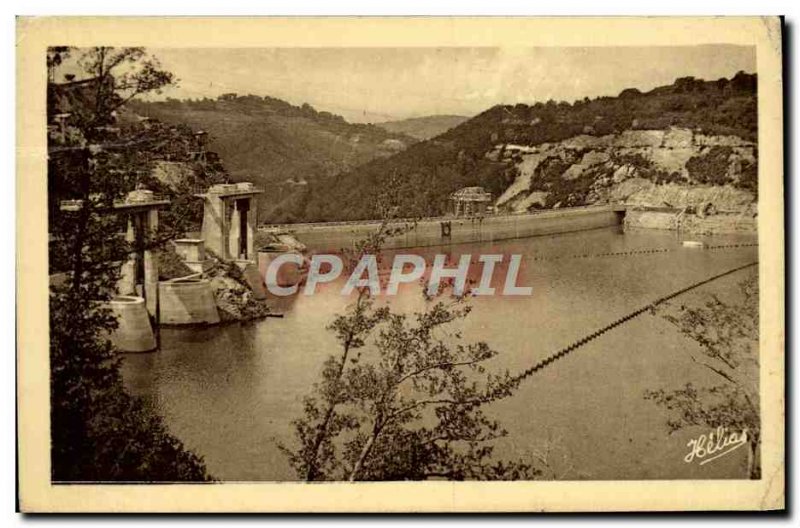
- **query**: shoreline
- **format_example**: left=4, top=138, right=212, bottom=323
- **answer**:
left=624, top=209, right=758, bottom=235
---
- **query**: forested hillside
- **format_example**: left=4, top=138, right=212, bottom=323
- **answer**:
left=294, top=72, right=757, bottom=222
left=128, top=95, right=415, bottom=221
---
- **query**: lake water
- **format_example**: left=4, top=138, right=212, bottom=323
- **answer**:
left=120, top=226, right=759, bottom=481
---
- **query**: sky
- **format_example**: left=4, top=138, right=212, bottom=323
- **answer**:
left=71, top=45, right=757, bottom=123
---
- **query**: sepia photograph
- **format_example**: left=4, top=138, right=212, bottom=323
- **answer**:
left=15, top=16, right=785, bottom=512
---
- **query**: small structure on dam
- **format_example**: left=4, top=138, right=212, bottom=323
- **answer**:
left=451, top=186, right=493, bottom=217
left=196, top=183, right=263, bottom=262
left=114, top=188, right=171, bottom=318
left=173, top=238, right=212, bottom=273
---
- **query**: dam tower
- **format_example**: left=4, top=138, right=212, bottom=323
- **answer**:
left=114, top=188, right=171, bottom=317
left=196, top=183, right=263, bottom=262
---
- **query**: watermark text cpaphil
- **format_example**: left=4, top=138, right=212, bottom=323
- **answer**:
left=261, top=252, right=533, bottom=297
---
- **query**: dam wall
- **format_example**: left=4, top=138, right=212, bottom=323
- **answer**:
left=264, top=206, right=626, bottom=252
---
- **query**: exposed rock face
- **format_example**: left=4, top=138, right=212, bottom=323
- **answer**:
left=495, top=154, right=546, bottom=207
left=608, top=180, right=756, bottom=213
left=380, top=138, right=407, bottom=152
left=209, top=274, right=270, bottom=323
left=562, top=151, right=610, bottom=180
left=151, top=161, right=197, bottom=190
left=493, top=127, right=757, bottom=217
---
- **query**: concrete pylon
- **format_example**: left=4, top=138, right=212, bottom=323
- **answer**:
left=228, top=200, right=241, bottom=260
left=118, top=217, right=137, bottom=295
left=246, top=205, right=257, bottom=259
left=143, top=208, right=159, bottom=316
left=107, top=295, right=157, bottom=352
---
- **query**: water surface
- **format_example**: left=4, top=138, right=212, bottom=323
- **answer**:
left=121, top=226, right=759, bottom=480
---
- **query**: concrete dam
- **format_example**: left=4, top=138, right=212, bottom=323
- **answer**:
left=262, top=205, right=628, bottom=252
left=56, top=184, right=624, bottom=353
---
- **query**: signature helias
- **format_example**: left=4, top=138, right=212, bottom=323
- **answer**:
left=684, top=426, right=749, bottom=466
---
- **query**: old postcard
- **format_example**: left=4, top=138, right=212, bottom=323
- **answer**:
left=16, top=16, right=784, bottom=512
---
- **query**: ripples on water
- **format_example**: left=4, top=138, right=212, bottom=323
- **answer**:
left=120, top=226, right=759, bottom=481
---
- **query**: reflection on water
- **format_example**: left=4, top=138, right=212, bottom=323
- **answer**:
left=120, top=226, right=759, bottom=481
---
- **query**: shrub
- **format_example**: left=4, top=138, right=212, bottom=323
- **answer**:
left=738, top=157, right=758, bottom=195
left=50, top=290, right=212, bottom=481
left=686, top=146, right=734, bottom=185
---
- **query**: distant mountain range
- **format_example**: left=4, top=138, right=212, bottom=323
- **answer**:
left=375, top=115, right=471, bottom=140
left=127, top=95, right=416, bottom=221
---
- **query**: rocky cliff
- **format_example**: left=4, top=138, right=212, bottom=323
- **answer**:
left=492, top=128, right=757, bottom=219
